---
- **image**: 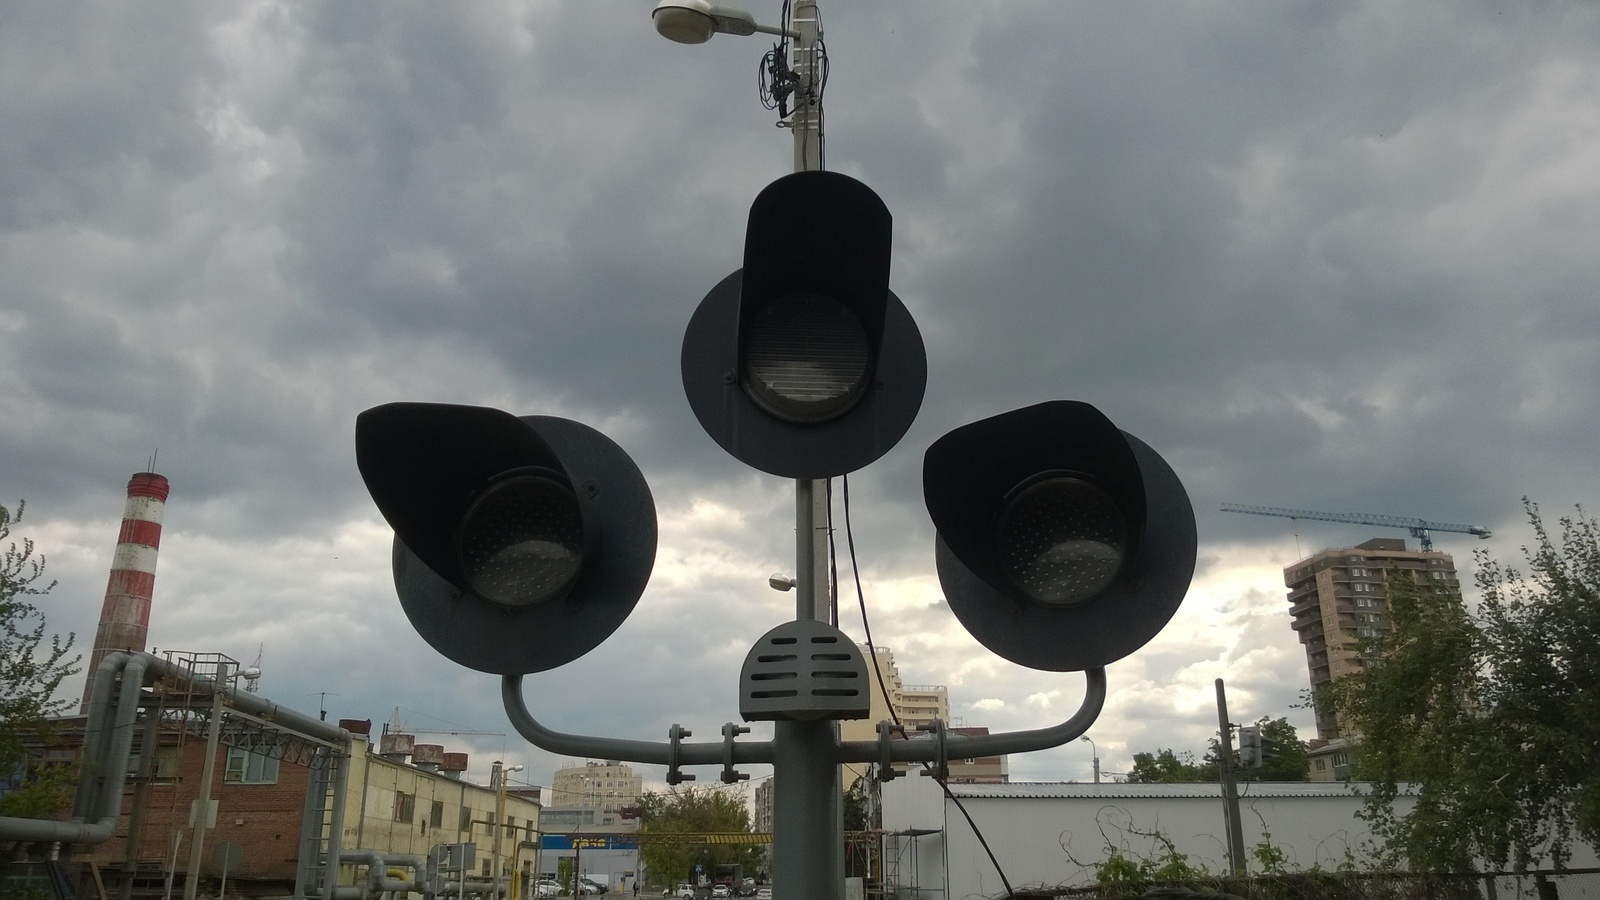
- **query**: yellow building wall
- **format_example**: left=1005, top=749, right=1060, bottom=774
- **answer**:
left=338, top=740, right=542, bottom=880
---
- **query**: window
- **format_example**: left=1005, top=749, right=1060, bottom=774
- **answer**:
left=223, top=748, right=280, bottom=785
left=1353, top=582, right=1373, bottom=593
left=431, top=800, right=445, bottom=830
left=394, top=791, right=415, bottom=824
left=1350, top=567, right=1370, bottom=577
left=1314, top=759, right=1326, bottom=771
left=460, top=807, right=473, bottom=831
left=129, top=745, right=181, bottom=781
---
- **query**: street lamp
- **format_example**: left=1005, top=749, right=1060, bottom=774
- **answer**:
left=652, top=0, right=797, bottom=44
left=494, top=761, right=525, bottom=898
left=1080, top=736, right=1100, bottom=784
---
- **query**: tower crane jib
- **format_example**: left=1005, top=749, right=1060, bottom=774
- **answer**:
left=1220, top=503, right=1491, bottom=551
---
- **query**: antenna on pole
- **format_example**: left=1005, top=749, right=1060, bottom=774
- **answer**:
left=243, top=643, right=264, bottom=693
left=307, top=692, right=339, bottom=722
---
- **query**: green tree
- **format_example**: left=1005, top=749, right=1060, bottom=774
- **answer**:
left=638, top=787, right=762, bottom=887
left=843, top=779, right=871, bottom=878
left=1247, top=717, right=1311, bottom=782
left=1325, top=502, right=1600, bottom=871
left=1125, top=717, right=1308, bottom=784
left=0, top=501, right=82, bottom=818
left=1125, top=748, right=1210, bottom=784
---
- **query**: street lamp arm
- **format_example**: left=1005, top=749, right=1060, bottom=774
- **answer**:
left=750, top=22, right=797, bottom=38
left=835, top=667, right=1107, bottom=763
left=501, top=674, right=776, bottom=766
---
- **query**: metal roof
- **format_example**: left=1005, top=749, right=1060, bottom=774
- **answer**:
left=943, top=781, right=1403, bottom=800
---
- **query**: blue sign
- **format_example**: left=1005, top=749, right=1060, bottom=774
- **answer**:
left=541, top=835, right=639, bottom=851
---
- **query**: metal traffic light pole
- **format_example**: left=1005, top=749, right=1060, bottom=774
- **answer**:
left=359, top=7, right=1201, bottom=900
left=777, top=0, right=849, bottom=892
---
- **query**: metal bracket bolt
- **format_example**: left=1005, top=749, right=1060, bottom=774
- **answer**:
left=721, top=723, right=751, bottom=784
left=666, top=724, right=696, bottom=785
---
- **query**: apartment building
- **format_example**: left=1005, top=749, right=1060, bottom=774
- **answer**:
left=548, top=760, right=643, bottom=813
left=1283, top=537, right=1462, bottom=779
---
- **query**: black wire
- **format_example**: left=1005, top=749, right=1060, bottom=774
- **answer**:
left=755, top=1, right=829, bottom=166
left=839, top=474, right=1018, bottom=898
left=826, top=478, right=838, bottom=626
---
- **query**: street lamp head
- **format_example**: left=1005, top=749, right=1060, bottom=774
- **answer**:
left=652, top=0, right=798, bottom=44
left=652, top=0, right=756, bottom=44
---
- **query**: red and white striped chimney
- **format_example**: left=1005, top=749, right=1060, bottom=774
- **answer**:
left=80, top=472, right=170, bottom=713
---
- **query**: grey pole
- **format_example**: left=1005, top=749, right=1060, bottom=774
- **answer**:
left=1214, top=678, right=1247, bottom=876
left=771, top=2, right=845, bottom=898
left=183, top=690, right=225, bottom=900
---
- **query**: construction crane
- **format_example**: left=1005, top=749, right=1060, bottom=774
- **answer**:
left=1220, top=503, right=1492, bottom=552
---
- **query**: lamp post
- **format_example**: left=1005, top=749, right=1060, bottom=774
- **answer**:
left=660, top=0, right=842, bottom=888
left=494, top=761, right=524, bottom=898
left=1080, top=736, right=1100, bottom=784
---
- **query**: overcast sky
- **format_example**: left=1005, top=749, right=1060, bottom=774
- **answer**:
left=5, top=1, right=1598, bottom=800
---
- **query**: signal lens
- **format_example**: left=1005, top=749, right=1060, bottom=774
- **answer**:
left=457, top=473, right=584, bottom=606
left=742, top=293, right=871, bottom=424
left=995, top=476, right=1127, bottom=605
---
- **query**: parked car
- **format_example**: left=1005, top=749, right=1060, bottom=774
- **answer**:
left=535, top=880, right=561, bottom=899
left=712, top=886, right=730, bottom=899
left=579, top=877, right=609, bottom=895
left=755, top=888, right=772, bottom=900
left=668, top=885, right=693, bottom=900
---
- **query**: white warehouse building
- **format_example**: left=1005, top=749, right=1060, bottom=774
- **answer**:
left=882, top=779, right=1399, bottom=899
left=881, top=778, right=1600, bottom=900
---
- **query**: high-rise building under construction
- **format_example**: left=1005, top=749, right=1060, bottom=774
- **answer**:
left=1285, top=537, right=1461, bottom=770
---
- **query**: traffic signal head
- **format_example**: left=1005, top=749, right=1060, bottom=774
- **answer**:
left=355, top=402, right=656, bottom=675
left=924, top=401, right=1196, bottom=671
left=682, top=170, right=927, bottom=478
left=1238, top=724, right=1263, bottom=768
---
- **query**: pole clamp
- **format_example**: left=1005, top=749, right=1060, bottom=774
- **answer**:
left=666, top=724, right=696, bottom=785
left=918, top=719, right=949, bottom=781
left=720, top=723, right=751, bottom=784
left=876, top=720, right=906, bottom=782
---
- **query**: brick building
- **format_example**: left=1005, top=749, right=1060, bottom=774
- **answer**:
left=20, top=479, right=543, bottom=896
left=58, top=708, right=540, bottom=898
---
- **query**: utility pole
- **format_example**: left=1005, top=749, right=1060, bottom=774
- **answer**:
left=1214, top=679, right=1246, bottom=876
left=183, top=690, right=225, bottom=900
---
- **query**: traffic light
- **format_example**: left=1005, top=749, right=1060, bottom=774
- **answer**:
left=923, top=401, right=1197, bottom=672
left=681, top=170, right=927, bottom=478
left=355, top=402, right=656, bottom=675
left=1238, top=724, right=1263, bottom=768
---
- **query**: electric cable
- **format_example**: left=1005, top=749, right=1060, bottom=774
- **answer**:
left=838, top=474, right=1019, bottom=898
left=827, top=477, right=839, bottom=626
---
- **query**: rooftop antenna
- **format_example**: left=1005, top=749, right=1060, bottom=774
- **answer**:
left=242, top=643, right=264, bottom=693
left=308, top=691, right=339, bottom=722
